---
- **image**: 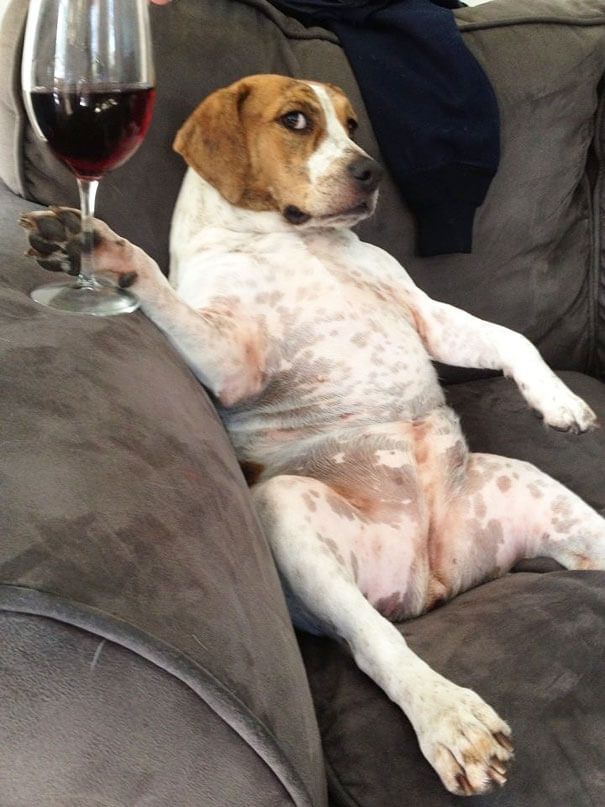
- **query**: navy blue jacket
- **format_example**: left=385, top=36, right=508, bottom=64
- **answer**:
left=270, top=0, right=500, bottom=256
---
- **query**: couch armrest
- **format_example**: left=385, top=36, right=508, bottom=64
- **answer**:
left=0, top=180, right=325, bottom=806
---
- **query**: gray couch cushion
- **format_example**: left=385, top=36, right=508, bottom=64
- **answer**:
left=0, top=613, right=298, bottom=807
left=0, top=181, right=325, bottom=807
left=300, top=570, right=605, bottom=807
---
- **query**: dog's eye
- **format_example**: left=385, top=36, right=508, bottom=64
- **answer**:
left=347, top=118, right=359, bottom=137
left=281, top=111, right=309, bottom=132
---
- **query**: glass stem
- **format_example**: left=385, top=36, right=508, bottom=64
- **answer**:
left=76, top=176, right=99, bottom=289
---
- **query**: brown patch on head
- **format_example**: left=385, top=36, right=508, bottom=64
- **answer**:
left=174, top=74, right=333, bottom=214
left=174, top=74, right=374, bottom=222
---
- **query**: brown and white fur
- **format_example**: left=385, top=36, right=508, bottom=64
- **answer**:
left=21, top=75, right=605, bottom=797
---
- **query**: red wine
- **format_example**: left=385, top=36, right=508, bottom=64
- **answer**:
left=28, top=86, right=156, bottom=179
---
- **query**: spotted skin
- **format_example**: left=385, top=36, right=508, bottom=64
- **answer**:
left=20, top=76, right=604, bottom=798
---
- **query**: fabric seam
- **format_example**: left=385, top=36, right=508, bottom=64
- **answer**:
left=0, top=583, right=315, bottom=807
left=458, top=16, right=605, bottom=33
left=323, top=755, right=367, bottom=807
left=583, top=171, right=597, bottom=374
left=8, top=1, right=26, bottom=196
left=592, top=81, right=604, bottom=377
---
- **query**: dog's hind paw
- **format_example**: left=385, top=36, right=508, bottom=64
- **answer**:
left=414, top=680, right=513, bottom=796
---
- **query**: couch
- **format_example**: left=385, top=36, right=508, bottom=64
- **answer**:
left=0, top=0, right=604, bottom=804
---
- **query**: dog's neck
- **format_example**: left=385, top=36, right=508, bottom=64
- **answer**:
left=177, top=170, right=304, bottom=236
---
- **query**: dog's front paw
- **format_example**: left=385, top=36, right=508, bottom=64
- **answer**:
left=20, top=207, right=86, bottom=277
left=19, top=207, right=138, bottom=288
left=535, top=385, right=598, bottom=434
left=413, top=681, right=513, bottom=796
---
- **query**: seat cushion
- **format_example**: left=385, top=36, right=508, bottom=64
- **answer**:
left=299, top=570, right=605, bottom=807
left=299, top=370, right=605, bottom=806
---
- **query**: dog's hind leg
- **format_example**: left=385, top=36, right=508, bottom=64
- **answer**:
left=432, top=453, right=605, bottom=599
left=252, top=474, right=513, bottom=797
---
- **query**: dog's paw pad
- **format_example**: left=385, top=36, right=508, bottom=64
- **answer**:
left=49, top=206, right=82, bottom=234
left=20, top=207, right=88, bottom=277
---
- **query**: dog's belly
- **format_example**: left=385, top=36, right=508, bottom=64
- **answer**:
left=239, top=405, right=470, bottom=619
left=224, top=296, right=445, bottom=455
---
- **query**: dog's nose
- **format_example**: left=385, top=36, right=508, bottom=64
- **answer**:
left=347, top=157, right=383, bottom=192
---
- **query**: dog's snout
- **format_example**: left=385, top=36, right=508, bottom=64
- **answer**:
left=347, top=157, right=382, bottom=192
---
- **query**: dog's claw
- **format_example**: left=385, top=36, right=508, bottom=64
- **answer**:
left=494, top=731, right=514, bottom=753
left=488, top=754, right=508, bottom=785
left=19, top=209, right=82, bottom=277
left=18, top=213, right=36, bottom=231
left=455, top=773, right=475, bottom=796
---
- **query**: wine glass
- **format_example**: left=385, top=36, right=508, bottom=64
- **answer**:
left=21, top=0, right=156, bottom=316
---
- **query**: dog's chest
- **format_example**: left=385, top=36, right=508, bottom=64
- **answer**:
left=195, top=231, right=444, bottom=430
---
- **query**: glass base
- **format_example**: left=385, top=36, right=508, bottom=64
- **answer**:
left=30, top=278, right=140, bottom=316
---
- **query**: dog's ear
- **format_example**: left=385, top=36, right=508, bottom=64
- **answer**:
left=173, top=80, right=252, bottom=205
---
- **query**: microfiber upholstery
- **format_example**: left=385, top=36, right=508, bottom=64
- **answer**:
left=0, top=183, right=325, bottom=807
left=0, top=613, right=298, bottom=807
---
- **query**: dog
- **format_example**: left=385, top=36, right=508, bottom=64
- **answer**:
left=20, top=74, right=605, bottom=797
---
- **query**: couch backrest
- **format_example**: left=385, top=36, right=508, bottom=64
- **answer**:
left=1, top=0, right=604, bottom=379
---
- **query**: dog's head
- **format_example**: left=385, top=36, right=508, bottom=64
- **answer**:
left=173, top=74, right=382, bottom=229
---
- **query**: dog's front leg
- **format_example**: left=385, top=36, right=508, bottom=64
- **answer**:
left=407, top=288, right=597, bottom=433
left=20, top=208, right=266, bottom=407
